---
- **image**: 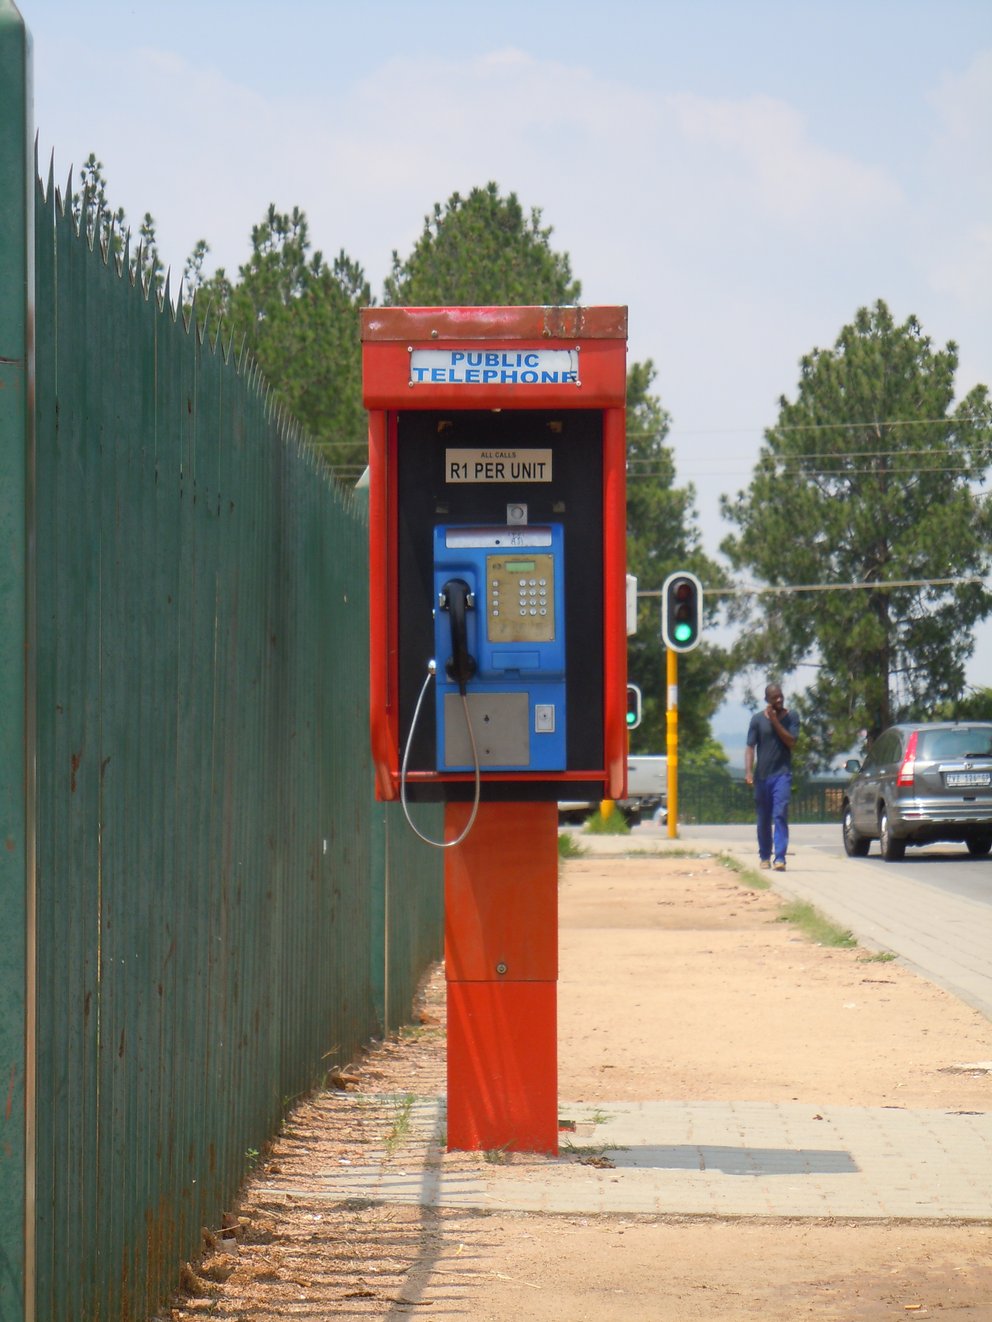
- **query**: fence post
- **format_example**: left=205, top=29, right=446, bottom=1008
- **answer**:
left=0, top=4, right=34, bottom=1320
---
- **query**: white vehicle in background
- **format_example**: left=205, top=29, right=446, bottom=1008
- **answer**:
left=558, top=755, right=667, bottom=827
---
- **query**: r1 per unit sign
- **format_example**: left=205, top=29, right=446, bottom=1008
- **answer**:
left=445, top=448, right=553, bottom=483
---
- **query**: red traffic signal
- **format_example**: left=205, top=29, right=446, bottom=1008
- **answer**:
left=661, top=571, right=702, bottom=653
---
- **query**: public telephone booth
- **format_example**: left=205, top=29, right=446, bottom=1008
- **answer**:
left=361, top=305, right=628, bottom=1152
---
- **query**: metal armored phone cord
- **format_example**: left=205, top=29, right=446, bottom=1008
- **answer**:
left=399, top=574, right=483, bottom=848
left=400, top=663, right=481, bottom=847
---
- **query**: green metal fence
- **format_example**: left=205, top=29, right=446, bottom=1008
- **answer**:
left=678, top=767, right=846, bottom=826
left=0, top=7, right=32, bottom=1321
left=1, top=11, right=444, bottom=1318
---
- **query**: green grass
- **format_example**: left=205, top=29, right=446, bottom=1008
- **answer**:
left=398, top=1021, right=443, bottom=1044
left=718, top=851, right=771, bottom=890
left=858, top=950, right=897, bottom=963
left=557, top=831, right=587, bottom=858
left=560, top=1139, right=625, bottom=1157
left=582, top=805, right=630, bottom=834
left=622, top=845, right=699, bottom=858
left=775, top=900, right=856, bottom=948
left=716, top=852, right=858, bottom=949
left=384, top=1093, right=416, bottom=1155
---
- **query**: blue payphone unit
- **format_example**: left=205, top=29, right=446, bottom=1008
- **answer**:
left=433, top=523, right=566, bottom=772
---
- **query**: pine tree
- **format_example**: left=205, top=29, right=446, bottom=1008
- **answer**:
left=721, top=299, right=992, bottom=758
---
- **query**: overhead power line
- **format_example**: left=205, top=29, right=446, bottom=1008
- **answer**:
left=628, top=446, right=988, bottom=463
left=296, top=415, right=992, bottom=455
left=638, top=576, right=987, bottom=599
left=628, top=415, right=991, bottom=438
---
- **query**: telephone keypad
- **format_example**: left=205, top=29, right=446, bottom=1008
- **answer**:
left=488, top=553, right=555, bottom=644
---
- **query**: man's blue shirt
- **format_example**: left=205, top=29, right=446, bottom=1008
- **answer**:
left=746, top=710, right=800, bottom=780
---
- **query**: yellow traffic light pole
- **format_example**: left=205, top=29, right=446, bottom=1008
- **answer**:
left=666, top=647, right=678, bottom=838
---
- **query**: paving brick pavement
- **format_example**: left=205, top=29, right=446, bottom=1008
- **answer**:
left=267, top=1094, right=992, bottom=1221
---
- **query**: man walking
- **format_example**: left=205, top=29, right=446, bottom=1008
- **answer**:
left=744, top=683, right=799, bottom=871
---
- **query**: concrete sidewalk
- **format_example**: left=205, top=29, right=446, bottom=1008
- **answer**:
left=266, top=833, right=992, bottom=1226
left=271, top=1094, right=992, bottom=1222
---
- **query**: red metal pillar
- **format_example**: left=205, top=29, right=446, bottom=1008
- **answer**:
left=444, top=801, right=558, bottom=1154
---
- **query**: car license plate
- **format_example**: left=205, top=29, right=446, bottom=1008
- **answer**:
left=944, top=772, right=992, bottom=788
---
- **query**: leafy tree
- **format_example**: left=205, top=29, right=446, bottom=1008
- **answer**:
left=196, top=205, right=372, bottom=477
left=625, top=362, right=730, bottom=754
left=71, top=155, right=167, bottom=294
left=71, top=153, right=125, bottom=255
left=931, top=686, right=992, bottom=722
left=383, top=185, right=730, bottom=752
left=383, top=182, right=580, bottom=306
left=133, top=211, right=165, bottom=295
left=182, top=237, right=211, bottom=295
left=62, top=160, right=738, bottom=752
left=680, top=735, right=731, bottom=771
left=721, top=299, right=992, bottom=762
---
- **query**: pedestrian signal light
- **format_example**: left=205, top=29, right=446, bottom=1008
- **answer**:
left=626, top=683, right=642, bottom=729
left=661, top=571, right=703, bottom=653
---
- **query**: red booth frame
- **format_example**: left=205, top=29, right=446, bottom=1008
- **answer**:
left=361, top=304, right=629, bottom=803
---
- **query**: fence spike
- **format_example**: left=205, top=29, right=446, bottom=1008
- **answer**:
left=211, top=311, right=225, bottom=357
left=91, top=202, right=104, bottom=256
left=121, top=229, right=134, bottom=285
left=178, top=274, right=193, bottom=334
left=60, top=164, right=74, bottom=226
left=184, top=285, right=199, bottom=338
left=109, top=216, right=123, bottom=276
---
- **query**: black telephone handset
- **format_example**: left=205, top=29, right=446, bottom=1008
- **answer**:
left=440, top=578, right=476, bottom=695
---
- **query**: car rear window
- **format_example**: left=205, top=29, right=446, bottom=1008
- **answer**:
left=917, top=728, right=992, bottom=760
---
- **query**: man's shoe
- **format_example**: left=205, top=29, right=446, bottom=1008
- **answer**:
left=759, top=858, right=771, bottom=869
left=773, top=860, right=786, bottom=871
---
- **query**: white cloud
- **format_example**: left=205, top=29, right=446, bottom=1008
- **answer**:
left=918, top=50, right=992, bottom=313
left=930, top=222, right=992, bottom=307
left=928, top=48, right=992, bottom=156
left=668, top=92, right=903, bottom=229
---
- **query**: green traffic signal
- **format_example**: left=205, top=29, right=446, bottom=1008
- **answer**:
left=626, top=683, right=642, bottom=729
left=661, top=571, right=703, bottom=653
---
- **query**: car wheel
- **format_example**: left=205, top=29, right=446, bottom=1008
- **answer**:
left=842, top=804, right=871, bottom=857
left=878, top=807, right=906, bottom=861
left=966, top=836, right=992, bottom=857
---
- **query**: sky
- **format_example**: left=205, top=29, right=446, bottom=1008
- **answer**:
left=20, top=0, right=992, bottom=746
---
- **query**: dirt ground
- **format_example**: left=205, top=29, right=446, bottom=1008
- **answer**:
left=159, top=851, right=992, bottom=1320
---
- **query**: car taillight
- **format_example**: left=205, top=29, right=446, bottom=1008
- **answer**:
left=896, top=730, right=918, bottom=787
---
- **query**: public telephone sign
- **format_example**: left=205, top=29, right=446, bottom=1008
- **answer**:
left=410, top=348, right=579, bottom=386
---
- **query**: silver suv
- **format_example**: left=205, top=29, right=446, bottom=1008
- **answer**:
left=842, top=721, right=992, bottom=861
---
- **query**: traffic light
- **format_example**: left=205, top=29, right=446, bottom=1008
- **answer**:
left=661, top=571, right=703, bottom=653
left=626, top=683, right=642, bottom=729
